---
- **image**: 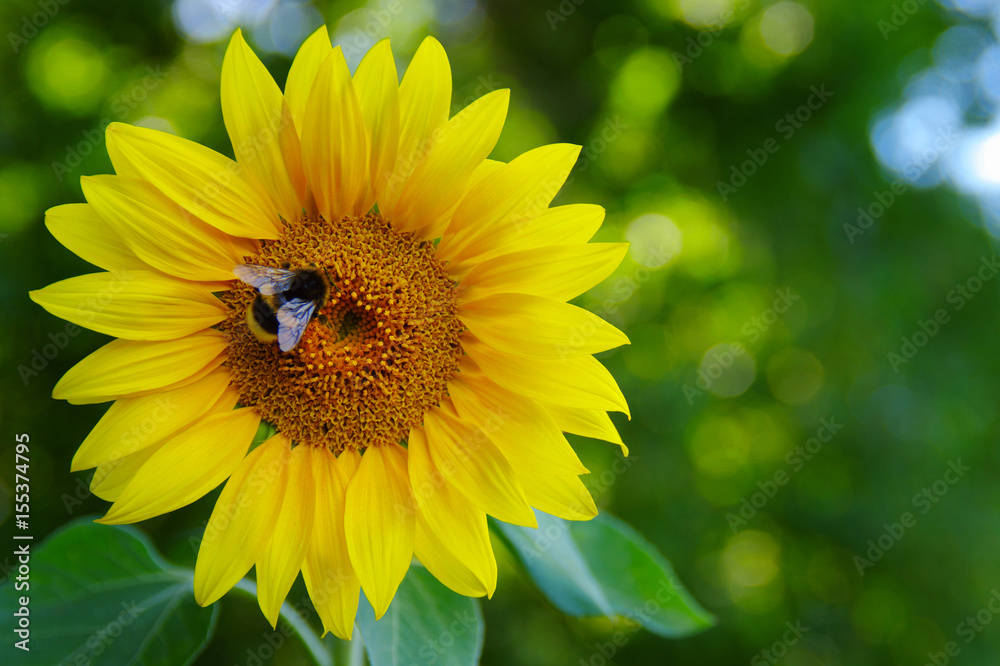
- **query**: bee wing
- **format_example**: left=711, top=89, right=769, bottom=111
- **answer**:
left=232, top=264, right=300, bottom=296
left=276, top=298, right=317, bottom=352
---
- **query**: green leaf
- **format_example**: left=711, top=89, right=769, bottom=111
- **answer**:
left=356, top=565, right=484, bottom=666
left=493, top=511, right=714, bottom=638
left=0, top=518, right=218, bottom=665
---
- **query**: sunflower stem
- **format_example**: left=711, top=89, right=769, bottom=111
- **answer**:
left=348, top=630, right=367, bottom=666
left=232, top=578, right=332, bottom=666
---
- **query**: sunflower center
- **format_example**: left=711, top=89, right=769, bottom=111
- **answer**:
left=220, top=213, right=464, bottom=452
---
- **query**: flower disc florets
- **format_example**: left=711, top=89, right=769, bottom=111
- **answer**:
left=221, top=213, right=463, bottom=452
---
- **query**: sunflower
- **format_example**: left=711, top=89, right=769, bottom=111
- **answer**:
left=30, top=27, right=630, bottom=637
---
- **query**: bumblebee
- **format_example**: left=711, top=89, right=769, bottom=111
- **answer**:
left=232, top=264, right=329, bottom=352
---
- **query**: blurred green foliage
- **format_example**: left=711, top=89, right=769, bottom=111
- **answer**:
left=3, top=0, right=1000, bottom=664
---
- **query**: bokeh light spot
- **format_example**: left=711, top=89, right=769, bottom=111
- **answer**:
left=766, top=347, right=824, bottom=405
left=26, top=30, right=111, bottom=115
left=267, top=1, right=323, bottom=56
left=759, top=2, right=814, bottom=57
left=661, top=196, right=735, bottom=280
left=677, top=0, right=735, bottom=28
left=700, top=342, right=756, bottom=398
left=688, top=413, right=752, bottom=477
left=971, top=129, right=1000, bottom=185
left=173, top=0, right=277, bottom=44
left=333, top=1, right=434, bottom=69
left=610, top=48, right=679, bottom=118
left=626, top=214, right=683, bottom=268
left=722, top=530, right=781, bottom=588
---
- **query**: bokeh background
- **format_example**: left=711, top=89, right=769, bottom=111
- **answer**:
left=3, top=0, right=1000, bottom=663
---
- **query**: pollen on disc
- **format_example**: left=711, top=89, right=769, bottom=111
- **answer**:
left=220, top=213, right=463, bottom=453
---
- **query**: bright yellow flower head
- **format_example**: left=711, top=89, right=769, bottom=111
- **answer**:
left=30, top=27, right=630, bottom=637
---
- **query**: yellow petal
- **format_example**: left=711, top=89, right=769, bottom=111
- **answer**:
left=257, top=444, right=316, bottom=627
left=282, top=26, right=330, bottom=213
left=280, top=120, right=309, bottom=213
left=423, top=405, right=536, bottom=527
left=458, top=244, right=628, bottom=304
left=81, top=175, right=243, bottom=281
left=123, top=352, right=226, bottom=401
left=97, top=402, right=257, bottom=524
left=30, top=270, right=227, bottom=341
left=302, top=448, right=361, bottom=639
left=285, top=26, right=331, bottom=137
left=222, top=29, right=304, bottom=221
left=517, top=467, right=598, bottom=521
left=473, top=158, right=505, bottom=178
left=543, top=403, right=628, bottom=456
left=53, top=330, right=228, bottom=404
left=383, top=36, right=451, bottom=211
left=45, top=204, right=147, bottom=272
left=194, top=433, right=291, bottom=606
left=344, top=444, right=414, bottom=619
left=353, top=39, right=400, bottom=211
left=420, top=158, right=506, bottom=241
left=397, top=37, right=451, bottom=163
left=388, top=90, right=509, bottom=234
left=409, top=426, right=496, bottom=597
left=301, top=48, right=368, bottom=221
left=447, top=369, right=587, bottom=475
left=460, top=293, right=629, bottom=358
left=462, top=334, right=629, bottom=417
left=72, top=368, right=232, bottom=471
left=106, top=122, right=280, bottom=239
left=450, top=369, right=600, bottom=521
left=413, top=514, right=489, bottom=599
left=447, top=203, right=606, bottom=268
left=440, top=144, right=580, bottom=263
left=90, top=443, right=162, bottom=502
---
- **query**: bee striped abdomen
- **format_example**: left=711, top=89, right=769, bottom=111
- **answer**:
left=247, top=295, right=280, bottom=342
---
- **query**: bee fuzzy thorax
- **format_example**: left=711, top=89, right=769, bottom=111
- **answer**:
left=220, top=212, right=463, bottom=453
